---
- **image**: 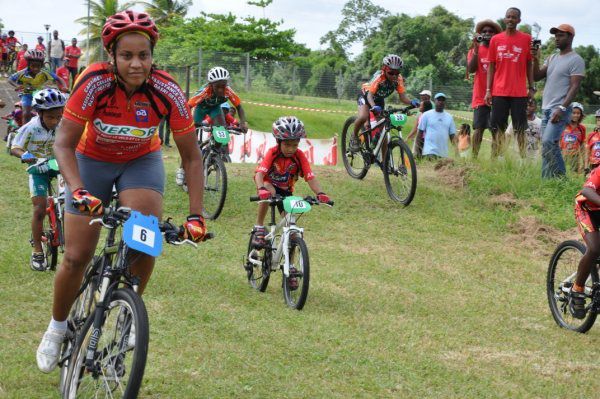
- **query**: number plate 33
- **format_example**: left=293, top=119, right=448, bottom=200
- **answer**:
left=123, top=211, right=163, bottom=257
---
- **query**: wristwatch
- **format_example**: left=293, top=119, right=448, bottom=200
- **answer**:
left=558, top=105, right=567, bottom=112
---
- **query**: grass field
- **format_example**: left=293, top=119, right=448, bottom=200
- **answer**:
left=0, top=81, right=597, bottom=397
left=0, top=140, right=598, bottom=398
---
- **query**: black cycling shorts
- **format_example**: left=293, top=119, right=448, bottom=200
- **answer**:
left=357, top=91, right=385, bottom=109
left=490, top=96, right=528, bottom=133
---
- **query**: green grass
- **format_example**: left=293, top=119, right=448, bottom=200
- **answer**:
left=1, top=140, right=598, bottom=398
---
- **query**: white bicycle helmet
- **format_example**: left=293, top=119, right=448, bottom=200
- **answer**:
left=595, top=109, right=600, bottom=118
left=207, top=66, right=230, bottom=83
left=272, top=116, right=306, bottom=141
left=32, top=88, right=68, bottom=110
left=382, top=54, right=403, bottom=69
left=24, top=49, right=46, bottom=62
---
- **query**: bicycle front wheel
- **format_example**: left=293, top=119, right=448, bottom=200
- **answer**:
left=383, top=139, right=417, bottom=206
left=282, top=235, right=310, bottom=310
left=203, top=154, right=228, bottom=220
left=341, top=116, right=369, bottom=180
left=64, top=288, right=149, bottom=399
left=547, top=240, right=598, bottom=333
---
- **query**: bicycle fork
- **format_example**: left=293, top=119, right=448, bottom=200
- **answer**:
left=85, top=275, right=111, bottom=373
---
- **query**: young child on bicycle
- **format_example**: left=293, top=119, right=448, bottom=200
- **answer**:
left=351, top=54, right=419, bottom=150
left=175, top=67, right=248, bottom=185
left=560, top=102, right=586, bottom=173
left=10, top=88, right=67, bottom=271
left=8, top=49, right=66, bottom=123
left=252, top=116, right=331, bottom=247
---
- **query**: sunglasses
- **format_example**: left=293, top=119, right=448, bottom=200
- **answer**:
left=387, top=70, right=400, bottom=76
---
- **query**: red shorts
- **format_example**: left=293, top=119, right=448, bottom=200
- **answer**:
left=575, top=205, right=600, bottom=239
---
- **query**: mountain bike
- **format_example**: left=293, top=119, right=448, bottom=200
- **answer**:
left=58, top=206, right=212, bottom=398
left=547, top=240, right=600, bottom=333
left=244, top=195, right=334, bottom=310
left=182, top=124, right=243, bottom=220
left=25, top=158, right=65, bottom=271
left=341, top=106, right=417, bottom=206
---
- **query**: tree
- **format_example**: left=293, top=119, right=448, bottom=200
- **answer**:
left=75, top=0, right=135, bottom=62
left=139, top=0, right=192, bottom=25
left=320, top=0, right=389, bottom=52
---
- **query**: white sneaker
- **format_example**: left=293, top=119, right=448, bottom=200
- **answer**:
left=36, top=327, right=66, bottom=373
left=175, top=168, right=185, bottom=186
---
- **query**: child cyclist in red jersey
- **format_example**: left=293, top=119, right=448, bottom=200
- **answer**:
left=572, top=166, right=600, bottom=318
left=36, top=10, right=207, bottom=374
left=351, top=54, right=419, bottom=150
left=251, top=116, right=331, bottom=251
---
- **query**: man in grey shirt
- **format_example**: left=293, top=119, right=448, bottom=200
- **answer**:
left=533, top=24, right=585, bottom=178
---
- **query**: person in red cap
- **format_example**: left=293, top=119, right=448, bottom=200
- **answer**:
left=485, top=7, right=535, bottom=159
left=533, top=23, right=585, bottom=179
left=467, top=19, right=502, bottom=159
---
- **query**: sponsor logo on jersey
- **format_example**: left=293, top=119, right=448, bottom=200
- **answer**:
left=135, top=108, right=149, bottom=122
left=93, top=118, right=156, bottom=138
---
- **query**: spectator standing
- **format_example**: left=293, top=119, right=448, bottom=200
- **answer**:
left=506, top=99, right=542, bottom=159
left=533, top=24, right=585, bottom=178
left=16, top=44, right=28, bottom=71
left=467, top=19, right=501, bottom=158
left=560, top=102, right=586, bottom=173
left=584, top=110, right=600, bottom=173
left=35, top=36, right=46, bottom=54
left=485, top=7, right=535, bottom=158
left=48, top=30, right=65, bottom=73
left=64, top=38, right=81, bottom=87
left=419, top=90, right=431, bottom=103
left=406, top=99, right=432, bottom=158
left=418, top=93, right=457, bottom=159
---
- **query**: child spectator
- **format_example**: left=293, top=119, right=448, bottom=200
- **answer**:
left=506, top=99, right=542, bottom=158
left=586, top=110, right=600, bottom=173
left=560, top=102, right=586, bottom=173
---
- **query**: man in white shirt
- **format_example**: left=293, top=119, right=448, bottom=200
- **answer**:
left=48, top=30, right=65, bottom=73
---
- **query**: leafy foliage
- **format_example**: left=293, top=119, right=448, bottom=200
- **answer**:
left=139, top=0, right=192, bottom=25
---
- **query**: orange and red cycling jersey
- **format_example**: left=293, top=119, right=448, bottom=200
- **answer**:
left=63, top=62, right=195, bottom=162
left=361, top=70, right=405, bottom=101
left=587, top=130, right=600, bottom=167
left=255, top=146, right=315, bottom=192
left=188, top=84, right=241, bottom=109
left=560, top=124, right=586, bottom=156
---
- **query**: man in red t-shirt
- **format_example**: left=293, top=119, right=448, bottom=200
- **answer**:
left=467, top=19, right=502, bottom=159
left=484, top=7, right=535, bottom=158
left=64, top=38, right=81, bottom=87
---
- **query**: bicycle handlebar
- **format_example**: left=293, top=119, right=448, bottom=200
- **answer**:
left=89, top=207, right=214, bottom=246
left=385, top=105, right=416, bottom=115
left=249, top=195, right=334, bottom=207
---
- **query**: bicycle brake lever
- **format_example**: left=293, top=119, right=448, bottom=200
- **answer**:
left=89, top=218, right=114, bottom=228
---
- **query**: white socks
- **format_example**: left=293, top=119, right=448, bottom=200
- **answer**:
left=48, top=318, right=67, bottom=332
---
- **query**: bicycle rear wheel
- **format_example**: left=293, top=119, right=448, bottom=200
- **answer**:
left=383, top=138, right=417, bottom=206
left=246, top=232, right=271, bottom=292
left=282, top=235, right=310, bottom=310
left=64, top=288, right=149, bottom=399
left=202, top=153, right=228, bottom=220
left=341, top=116, right=369, bottom=179
left=547, top=240, right=598, bottom=333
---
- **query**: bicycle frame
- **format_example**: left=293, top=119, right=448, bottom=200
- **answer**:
left=362, top=112, right=406, bottom=162
left=45, top=175, right=65, bottom=247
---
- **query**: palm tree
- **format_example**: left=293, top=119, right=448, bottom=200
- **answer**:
left=139, top=0, right=192, bottom=25
left=75, top=0, right=135, bottom=62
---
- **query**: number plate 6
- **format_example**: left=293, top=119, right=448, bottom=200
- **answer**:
left=123, top=211, right=163, bottom=257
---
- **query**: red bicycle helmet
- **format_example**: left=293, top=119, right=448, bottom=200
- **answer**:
left=101, top=10, right=159, bottom=51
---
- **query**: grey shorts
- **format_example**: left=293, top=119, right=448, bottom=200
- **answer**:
left=65, top=151, right=165, bottom=215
